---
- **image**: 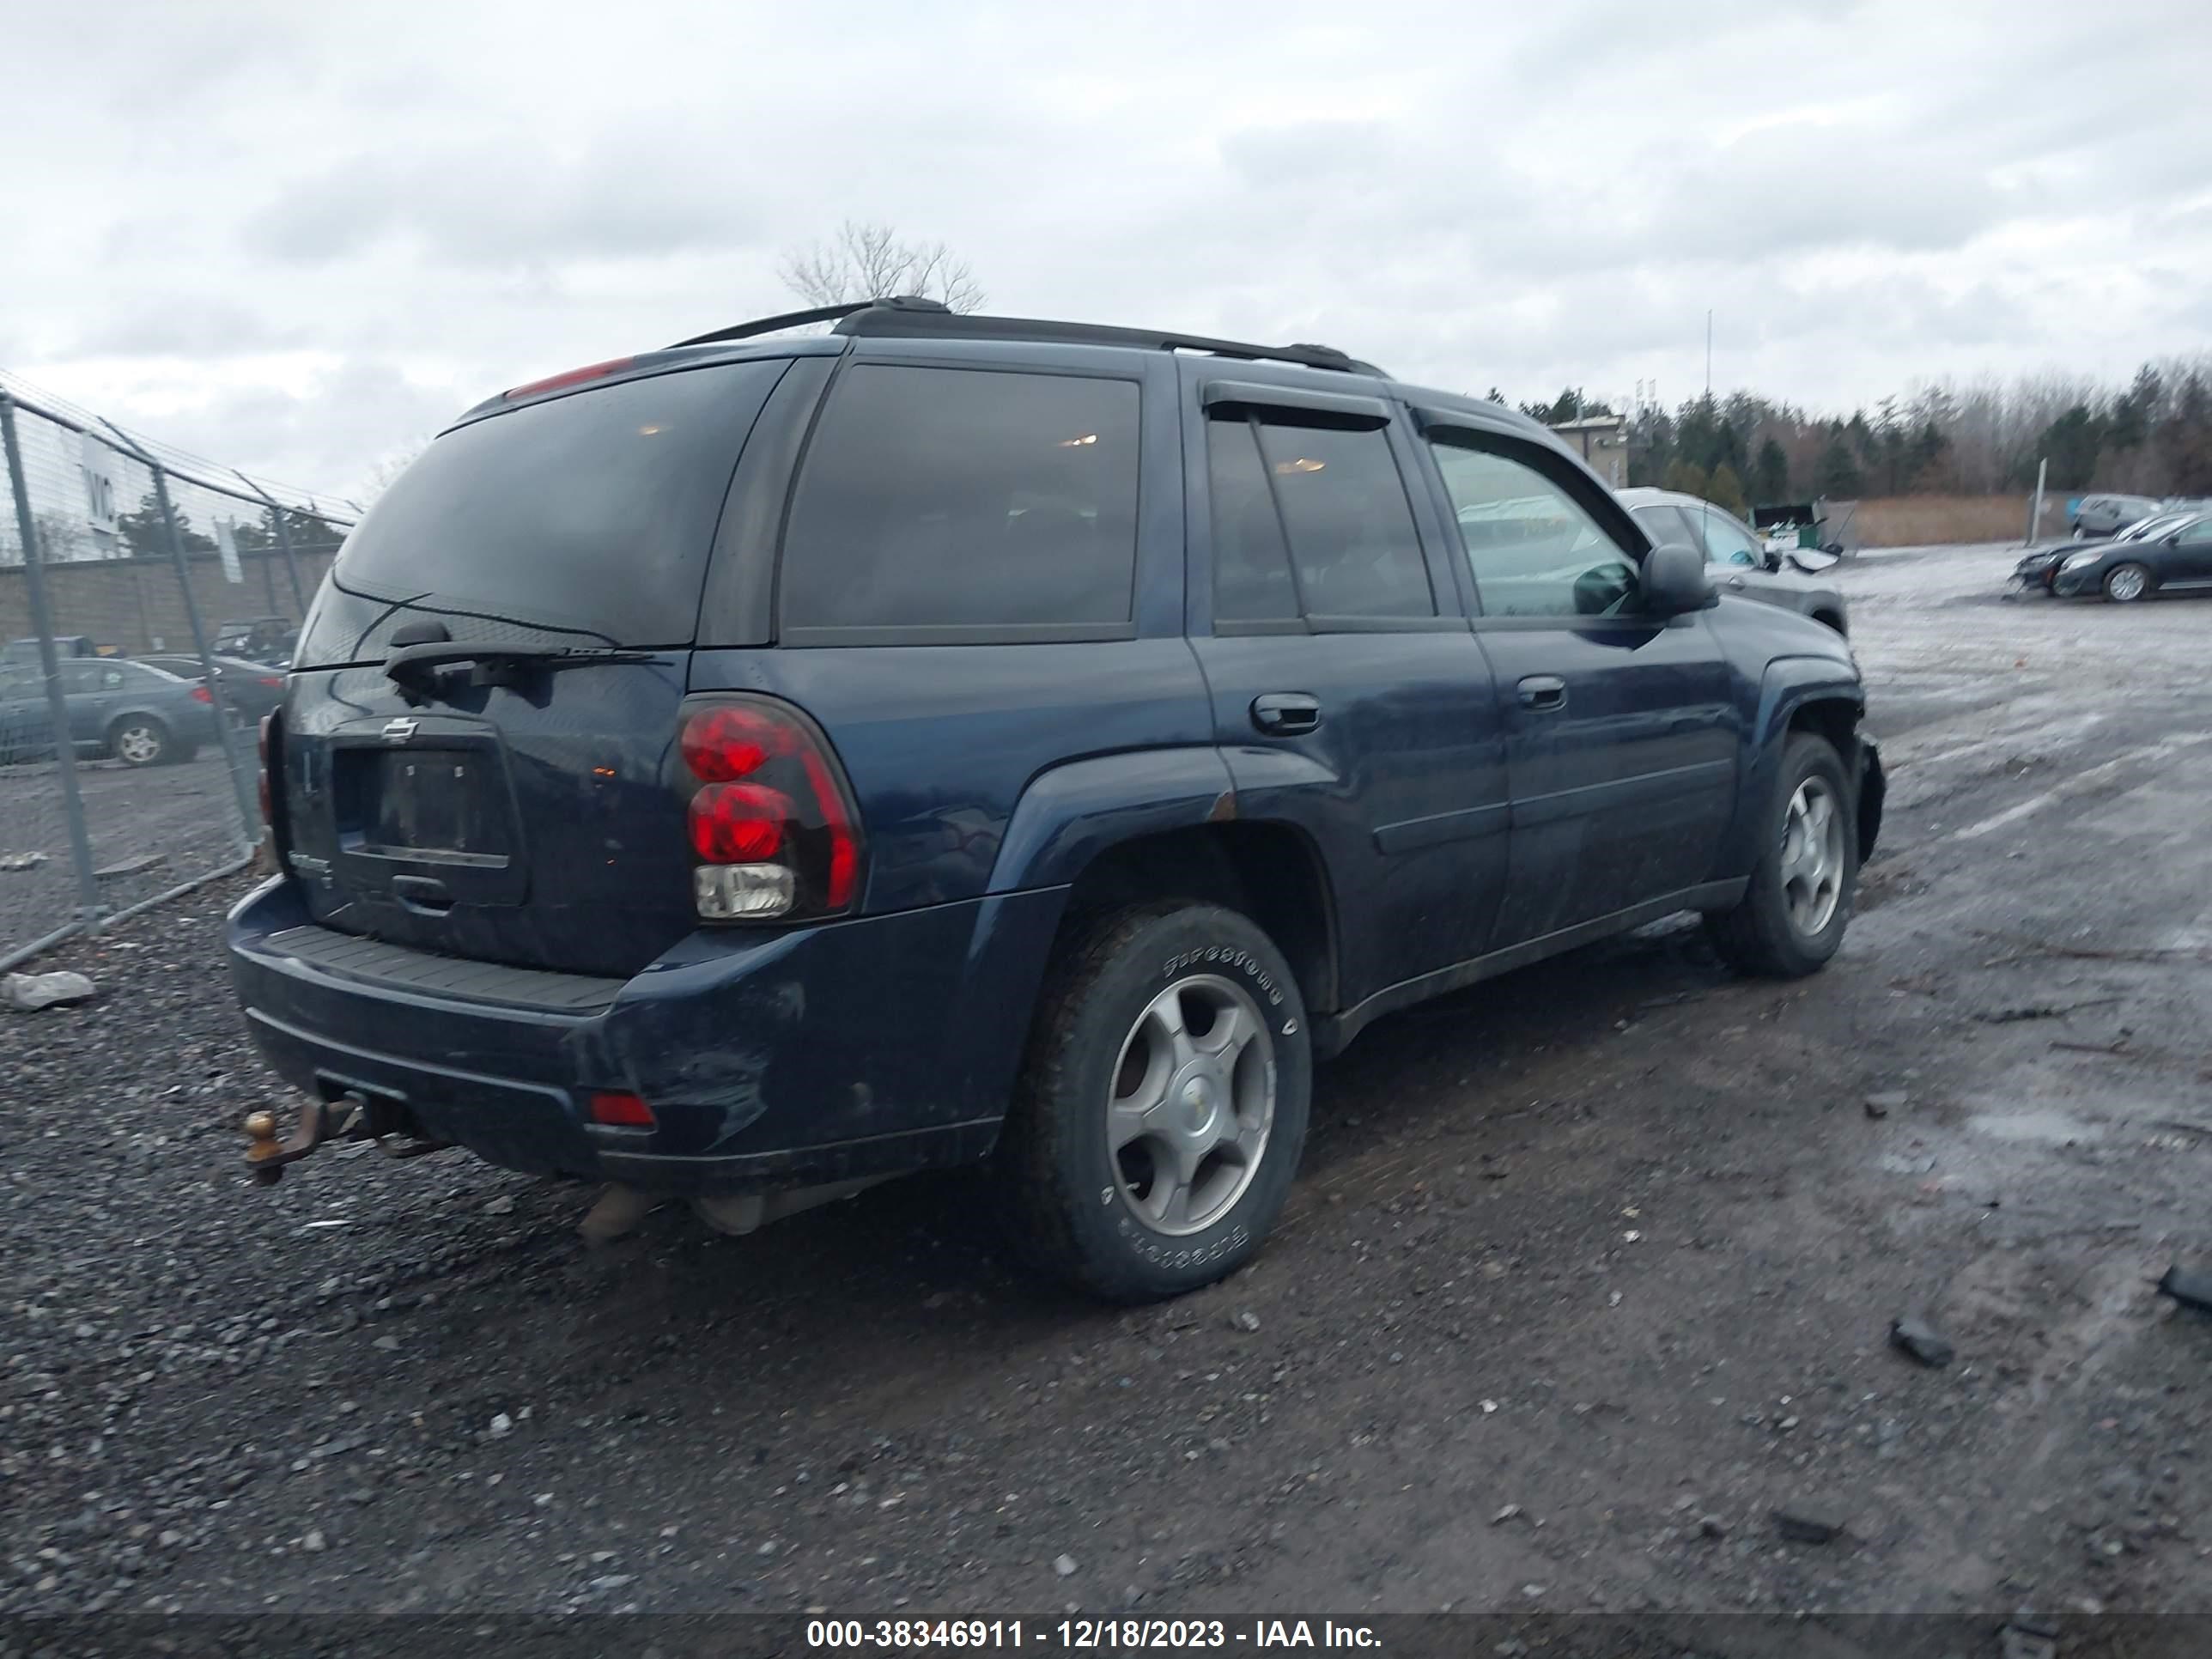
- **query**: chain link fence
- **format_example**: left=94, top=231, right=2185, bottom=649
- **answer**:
left=0, top=376, right=355, bottom=969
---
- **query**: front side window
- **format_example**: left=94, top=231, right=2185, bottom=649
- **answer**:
left=2175, top=517, right=2212, bottom=545
left=781, top=365, right=1140, bottom=635
left=1688, top=507, right=1765, bottom=567
left=1630, top=503, right=1698, bottom=552
left=1428, top=439, right=1639, bottom=617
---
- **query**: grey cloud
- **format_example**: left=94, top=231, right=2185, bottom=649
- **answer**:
left=72, top=298, right=304, bottom=360
left=246, top=130, right=763, bottom=268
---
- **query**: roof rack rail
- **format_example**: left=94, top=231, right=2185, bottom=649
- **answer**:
left=835, top=306, right=1386, bottom=377
left=668, top=297, right=1384, bottom=377
left=667, top=295, right=951, bottom=350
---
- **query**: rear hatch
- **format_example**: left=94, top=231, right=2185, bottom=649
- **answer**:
left=279, top=356, right=791, bottom=977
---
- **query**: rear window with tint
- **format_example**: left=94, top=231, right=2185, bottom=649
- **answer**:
left=779, top=365, right=1140, bottom=637
left=295, top=362, right=784, bottom=666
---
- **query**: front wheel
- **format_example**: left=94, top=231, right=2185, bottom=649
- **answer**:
left=995, top=902, right=1311, bottom=1303
left=2103, top=562, right=2150, bottom=604
left=1705, top=732, right=1858, bottom=978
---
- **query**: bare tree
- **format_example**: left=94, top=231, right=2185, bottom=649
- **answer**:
left=778, top=220, right=985, bottom=313
left=361, top=439, right=430, bottom=504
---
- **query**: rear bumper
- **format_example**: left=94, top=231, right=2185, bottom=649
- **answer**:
left=225, top=877, right=1066, bottom=1193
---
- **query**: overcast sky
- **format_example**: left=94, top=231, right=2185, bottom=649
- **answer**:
left=5, top=0, right=2209, bottom=499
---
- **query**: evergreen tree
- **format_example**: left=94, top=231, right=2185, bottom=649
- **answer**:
left=1706, top=463, right=1748, bottom=514
left=1752, top=438, right=1790, bottom=504
left=1815, top=438, right=1863, bottom=498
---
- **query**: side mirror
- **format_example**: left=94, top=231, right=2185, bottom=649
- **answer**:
left=1762, top=549, right=1784, bottom=572
left=1643, top=542, right=1717, bottom=616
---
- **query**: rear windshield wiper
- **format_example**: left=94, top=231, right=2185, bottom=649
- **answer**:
left=384, top=640, right=659, bottom=689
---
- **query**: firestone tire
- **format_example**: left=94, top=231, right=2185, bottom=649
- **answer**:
left=1705, top=732, right=1859, bottom=979
left=994, top=902, right=1311, bottom=1304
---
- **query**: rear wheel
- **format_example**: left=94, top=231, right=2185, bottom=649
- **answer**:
left=995, top=902, right=1310, bottom=1303
left=107, top=716, right=171, bottom=767
left=2103, top=562, right=2150, bottom=604
left=1705, top=732, right=1858, bottom=978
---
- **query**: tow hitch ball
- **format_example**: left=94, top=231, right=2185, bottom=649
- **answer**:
left=243, top=1093, right=447, bottom=1185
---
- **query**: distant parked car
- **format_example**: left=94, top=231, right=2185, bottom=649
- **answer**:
left=2051, top=512, right=2212, bottom=603
left=0, top=657, right=220, bottom=766
left=2011, top=510, right=2197, bottom=595
left=2071, top=493, right=2161, bottom=538
left=134, top=653, right=289, bottom=725
left=1616, top=487, right=1850, bottom=635
left=213, top=617, right=299, bottom=667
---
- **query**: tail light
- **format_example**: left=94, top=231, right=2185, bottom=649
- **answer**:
left=191, top=684, right=214, bottom=704
left=588, top=1091, right=656, bottom=1128
left=257, top=713, right=283, bottom=836
left=677, top=696, right=862, bottom=923
left=258, top=676, right=283, bottom=689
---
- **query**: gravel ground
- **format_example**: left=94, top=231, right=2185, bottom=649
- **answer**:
left=4, top=548, right=2210, bottom=1635
left=1, top=748, right=254, bottom=960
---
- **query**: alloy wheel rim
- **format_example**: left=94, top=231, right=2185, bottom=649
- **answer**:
left=118, top=726, right=158, bottom=763
left=2109, top=567, right=2145, bottom=601
left=1780, top=779, right=1844, bottom=938
left=1105, top=974, right=1276, bottom=1237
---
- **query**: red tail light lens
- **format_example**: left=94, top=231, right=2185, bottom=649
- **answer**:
left=588, top=1091, right=656, bottom=1128
left=191, top=684, right=214, bottom=704
left=677, top=697, right=863, bottom=923
left=679, top=705, right=793, bottom=782
left=688, top=783, right=794, bottom=863
left=258, top=676, right=283, bottom=689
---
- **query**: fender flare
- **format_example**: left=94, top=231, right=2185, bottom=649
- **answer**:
left=1723, top=656, right=1871, bottom=872
left=986, top=747, right=1240, bottom=895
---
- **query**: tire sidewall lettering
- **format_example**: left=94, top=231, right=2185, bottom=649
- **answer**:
left=1160, top=946, right=1283, bottom=1007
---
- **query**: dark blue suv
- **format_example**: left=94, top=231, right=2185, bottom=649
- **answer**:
left=228, top=298, right=1881, bottom=1302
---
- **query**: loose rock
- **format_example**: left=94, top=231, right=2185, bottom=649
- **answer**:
left=2, top=970, right=97, bottom=1012
left=1771, top=1509, right=1843, bottom=1545
left=1888, top=1315, right=1956, bottom=1368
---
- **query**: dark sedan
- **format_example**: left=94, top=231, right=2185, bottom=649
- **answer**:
left=134, top=653, right=289, bottom=725
left=2050, top=513, right=2212, bottom=602
left=2012, top=509, right=2198, bottom=594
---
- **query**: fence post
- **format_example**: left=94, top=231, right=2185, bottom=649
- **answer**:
left=2027, top=459, right=2047, bottom=547
left=1, top=392, right=104, bottom=931
left=234, top=471, right=307, bottom=617
left=98, top=422, right=261, bottom=842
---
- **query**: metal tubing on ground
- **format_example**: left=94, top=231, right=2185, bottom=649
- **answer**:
left=0, top=917, right=88, bottom=976
left=1, top=392, right=104, bottom=932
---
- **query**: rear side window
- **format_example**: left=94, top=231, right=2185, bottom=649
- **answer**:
left=1207, top=414, right=1434, bottom=624
left=1257, top=422, right=1433, bottom=619
left=1208, top=418, right=1299, bottom=623
left=295, top=362, right=785, bottom=666
left=780, top=366, right=1140, bottom=638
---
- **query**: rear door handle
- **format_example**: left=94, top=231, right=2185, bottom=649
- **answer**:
left=1516, top=675, right=1567, bottom=712
left=1251, top=693, right=1322, bottom=736
left=392, top=875, right=454, bottom=916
